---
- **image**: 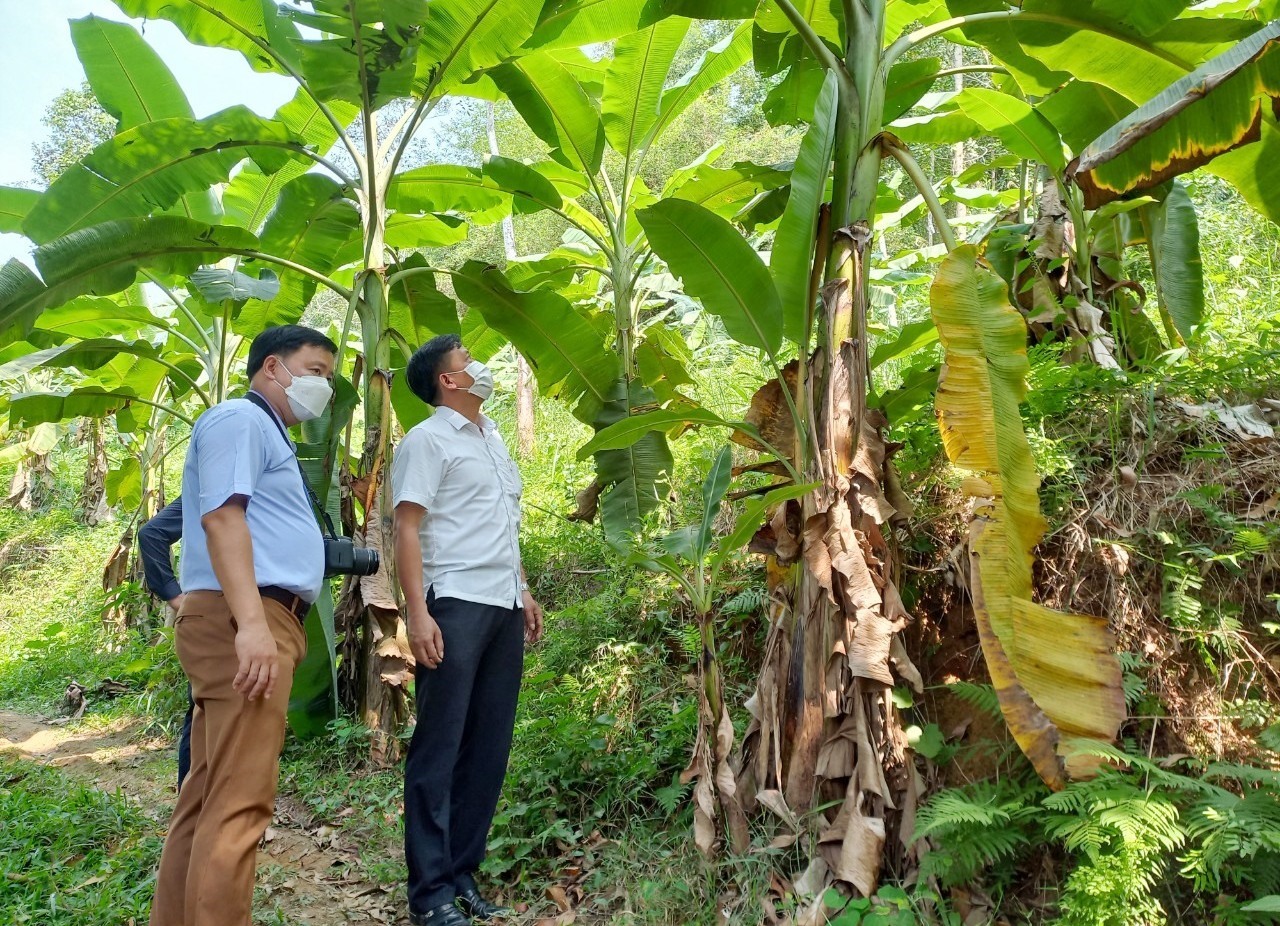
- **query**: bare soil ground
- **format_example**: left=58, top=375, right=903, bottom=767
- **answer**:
left=0, top=710, right=596, bottom=925
left=0, top=709, right=408, bottom=925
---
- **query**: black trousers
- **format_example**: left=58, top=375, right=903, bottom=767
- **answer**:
left=405, top=590, right=524, bottom=913
left=178, top=686, right=193, bottom=788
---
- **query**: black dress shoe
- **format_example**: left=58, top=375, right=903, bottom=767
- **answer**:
left=456, top=887, right=511, bottom=921
left=409, top=902, right=470, bottom=926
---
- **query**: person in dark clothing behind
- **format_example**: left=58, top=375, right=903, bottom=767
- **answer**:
left=137, top=498, right=193, bottom=787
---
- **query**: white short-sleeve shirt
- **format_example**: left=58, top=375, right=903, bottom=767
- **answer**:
left=391, top=406, right=524, bottom=608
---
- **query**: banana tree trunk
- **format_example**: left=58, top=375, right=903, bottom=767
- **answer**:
left=351, top=269, right=413, bottom=763
left=689, top=609, right=750, bottom=859
left=736, top=6, right=922, bottom=914
left=738, top=238, right=918, bottom=913
left=516, top=356, right=535, bottom=457
left=81, top=419, right=111, bottom=527
left=6, top=453, right=53, bottom=512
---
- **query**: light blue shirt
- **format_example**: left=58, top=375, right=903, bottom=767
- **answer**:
left=179, top=393, right=325, bottom=603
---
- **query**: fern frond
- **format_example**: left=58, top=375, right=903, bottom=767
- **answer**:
left=1233, top=527, right=1271, bottom=557
left=721, top=586, right=767, bottom=616
left=945, top=681, right=1003, bottom=721
left=913, top=781, right=1036, bottom=887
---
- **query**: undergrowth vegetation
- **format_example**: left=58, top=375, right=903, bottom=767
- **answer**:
left=0, top=757, right=161, bottom=924
left=913, top=688, right=1280, bottom=926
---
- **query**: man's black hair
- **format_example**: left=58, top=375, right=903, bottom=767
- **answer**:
left=406, top=333, right=463, bottom=406
left=246, top=325, right=339, bottom=379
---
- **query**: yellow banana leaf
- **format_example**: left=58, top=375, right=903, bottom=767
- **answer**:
left=931, top=245, right=1126, bottom=789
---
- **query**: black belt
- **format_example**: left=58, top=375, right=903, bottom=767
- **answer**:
left=259, top=586, right=310, bottom=622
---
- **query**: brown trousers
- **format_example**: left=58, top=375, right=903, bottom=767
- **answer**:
left=149, top=591, right=307, bottom=926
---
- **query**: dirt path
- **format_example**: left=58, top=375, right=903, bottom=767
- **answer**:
left=0, top=710, right=407, bottom=925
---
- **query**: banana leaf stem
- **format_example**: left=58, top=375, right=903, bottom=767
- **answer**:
left=883, top=138, right=957, bottom=251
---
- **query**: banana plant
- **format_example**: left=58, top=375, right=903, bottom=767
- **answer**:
left=407, top=19, right=772, bottom=540
left=622, top=0, right=1280, bottom=910
left=664, top=2, right=1275, bottom=910
left=618, top=446, right=813, bottom=858
left=897, top=4, right=1280, bottom=358
left=0, top=0, right=566, bottom=755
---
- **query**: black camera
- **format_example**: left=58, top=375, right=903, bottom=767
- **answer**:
left=323, top=537, right=380, bottom=577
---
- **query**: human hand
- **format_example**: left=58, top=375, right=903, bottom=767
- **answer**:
left=522, top=590, right=544, bottom=645
left=168, top=593, right=187, bottom=614
left=233, top=620, right=278, bottom=701
left=408, top=611, right=444, bottom=669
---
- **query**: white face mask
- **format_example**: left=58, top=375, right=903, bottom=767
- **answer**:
left=273, top=356, right=333, bottom=421
left=446, top=359, right=494, bottom=402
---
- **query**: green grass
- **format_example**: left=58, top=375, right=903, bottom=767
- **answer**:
left=0, top=756, right=163, bottom=925
left=0, top=498, right=190, bottom=736
left=0, top=506, right=124, bottom=709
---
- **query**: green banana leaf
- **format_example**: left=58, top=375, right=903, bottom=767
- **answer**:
left=601, top=19, right=690, bottom=157
left=638, top=198, right=783, bottom=356
left=0, top=217, right=258, bottom=346
left=771, top=71, right=837, bottom=348
left=111, top=0, right=302, bottom=74
left=23, top=107, right=305, bottom=242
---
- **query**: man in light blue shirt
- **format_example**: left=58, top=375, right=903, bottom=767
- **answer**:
left=151, top=324, right=337, bottom=926
left=176, top=392, right=326, bottom=603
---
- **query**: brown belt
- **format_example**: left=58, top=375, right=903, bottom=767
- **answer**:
left=259, top=585, right=310, bottom=622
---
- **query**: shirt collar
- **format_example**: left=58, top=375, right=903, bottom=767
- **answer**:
left=433, top=405, right=494, bottom=433
left=248, top=388, right=289, bottom=430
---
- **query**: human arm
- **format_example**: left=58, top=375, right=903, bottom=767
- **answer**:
left=137, top=499, right=185, bottom=609
left=394, top=501, right=443, bottom=669
left=202, top=500, right=277, bottom=700
left=390, top=428, right=447, bottom=669
left=520, top=566, right=544, bottom=645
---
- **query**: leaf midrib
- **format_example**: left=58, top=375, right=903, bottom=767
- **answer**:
left=654, top=210, right=777, bottom=355
left=40, top=136, right=301, bottom=239
left=462, top=273, right=612, bottom=403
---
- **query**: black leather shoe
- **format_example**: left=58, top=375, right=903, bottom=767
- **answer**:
left=456, top=887, right=511, bottom=921
left=409, top=902, right=470, bottom=926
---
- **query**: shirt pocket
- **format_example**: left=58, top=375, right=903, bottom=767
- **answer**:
left=488, top=440, right=522, bottom=499
left=501, top=456, right=523, bottom=500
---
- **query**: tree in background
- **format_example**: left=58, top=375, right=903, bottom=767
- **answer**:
left=31, top=84, right=117, bottom=188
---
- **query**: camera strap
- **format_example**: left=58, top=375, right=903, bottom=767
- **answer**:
left=245, top=391, right=340, bottom=541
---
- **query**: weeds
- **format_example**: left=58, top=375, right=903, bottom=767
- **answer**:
left=0, top=757, right=162, bottom=924
left=913, top=711, right=1280, bottom=925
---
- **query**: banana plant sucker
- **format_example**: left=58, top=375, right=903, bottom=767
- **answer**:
left=1063, top=182, right=1097, bottom=305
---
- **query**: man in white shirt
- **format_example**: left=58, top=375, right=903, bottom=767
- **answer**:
left=391, top=334, right=544, bottom=925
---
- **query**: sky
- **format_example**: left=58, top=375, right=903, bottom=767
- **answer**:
left=0, top=0, right=299, bottom=265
